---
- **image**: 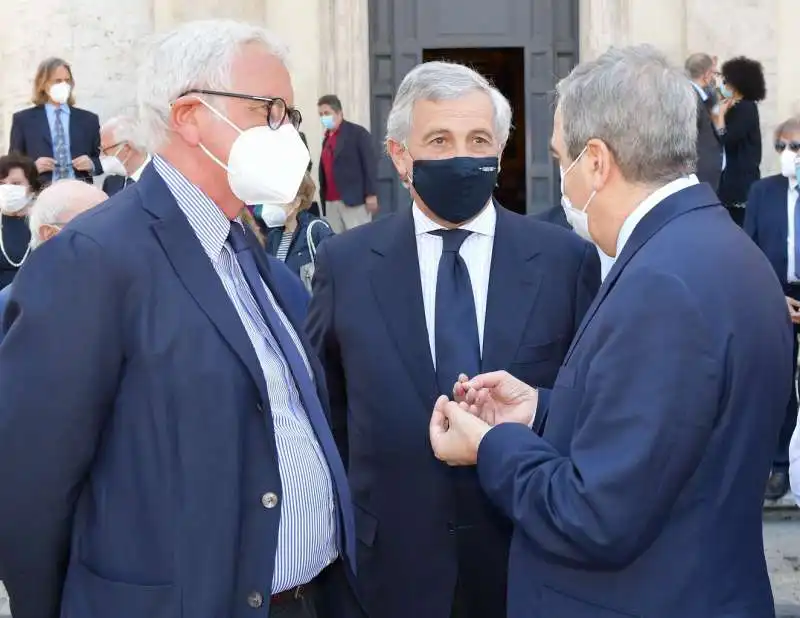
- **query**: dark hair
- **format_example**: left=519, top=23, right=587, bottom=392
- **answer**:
left=317, top=94, right=343, bottom=113
left=722, top=56, right=766, bottom=102
left=0, top=153, right=43, bottom=192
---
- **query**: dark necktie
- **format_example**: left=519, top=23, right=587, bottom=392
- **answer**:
left=227, top=223, right=355, bottom=571
left=794, top=187, right=800, bottom=279
left=53, top=108, right=71, bottom=180
left=432, top=229, right=480, bottom=396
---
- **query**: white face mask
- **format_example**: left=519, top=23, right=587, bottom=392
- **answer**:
left=100, top=155, right=128, bottom=177
left=49, top=82, right=71, bottom=105
left=780, top=149, right=798, bottom=179
left=560, top=146, right=596, bottom=242
left=197, top=99, right=310, bottom=206
left=0, top=184, right=31, bottom=214
left=258, top=203, right=288, bottom=228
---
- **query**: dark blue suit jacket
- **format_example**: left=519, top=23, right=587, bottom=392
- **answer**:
left=0, top=166, right=358, bottom=618
left=744, top=174, right=792, bottom=288
left=306, top=204, right=599, bottom=618
left=477, top=184, right=791, bottom=618
left=9, top=105, right=101, bottom=184
left=102, top=174, right=134, bottom=197
left=318, top=120, right=377, bottom=210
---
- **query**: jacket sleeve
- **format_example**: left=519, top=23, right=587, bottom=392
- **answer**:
left=476, top=269, right=719, bottom=570
left=87, top=112, right=103, bottom=176
left=357, top=126, right=378, bottom=198
left=719, top=100, right=758, bottom=145
left=573, top=241, right=600, bottom=332
left=743, top=181, right=762, bottom=244
left=9, top=112, right=25, bottom=156
left=306, top=241, right=349, bottom=464
left=0, top=230, right=124, bottom=618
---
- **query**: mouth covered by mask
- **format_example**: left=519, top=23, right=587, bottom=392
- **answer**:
left=780, top=149, right=799, bottom=179
left=0, top=184, right=31, bottom=214
left=560, top=146, right=597, bottom=242
left=257, top=203, right=289, bottom=228
left=100, top=155, right=128, bottom=177
left=409, top=155, right=498, bottom=224
left=49, top=82, right=72, bottom=105
left=197, top=98, right=310, bottom=206
left=719, top=83, right=734, bottom=100
left=320, top=115, right=336, bottom=131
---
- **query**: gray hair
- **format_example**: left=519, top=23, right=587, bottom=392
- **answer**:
left=774, top=116, right=800, bottom=142
left=557, top=45, right=697, bottom=185
left=685, top=53, right=714, bottom=80
left=385, top=61, right=512, bottom=147
left=101, top=115, right=144, bottom=150
left=28, top=180, right=107, bottom=248
left=136, top=20, right=290, bottom=152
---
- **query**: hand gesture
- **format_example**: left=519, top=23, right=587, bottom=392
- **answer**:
left=456, top=371, right=538, bottom=427
left=786, top=296, right=800, bottom=324
left=72, top=155, right=93, bottom=172
left=429, top=395, right=491, bottom=466
left=35, top=157, right=56, bottom=173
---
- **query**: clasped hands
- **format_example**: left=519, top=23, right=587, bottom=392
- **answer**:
left=429, top=371, right=538, bottom=466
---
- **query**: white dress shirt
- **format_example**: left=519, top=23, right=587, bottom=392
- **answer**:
left=786, top=179, right=799, bottom=283
left=131, top=153, right=152, bottom=182
left=790, top=423, right=800, bottom=505
left=412, top=202, right=495, bottom=365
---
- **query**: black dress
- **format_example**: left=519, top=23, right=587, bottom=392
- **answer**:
left=0, top=215, right=32, bottom=289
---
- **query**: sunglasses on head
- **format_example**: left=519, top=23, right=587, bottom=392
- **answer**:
left=775, top=141, right=800, bottom=153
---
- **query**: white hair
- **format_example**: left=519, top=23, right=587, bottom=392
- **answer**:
left=101, top=115, right=144, bottom=150
left=28, top=180, right=107, bottom=248
left=136, top=20, right=290, bottom=152
left=385, top=61, right=513, bottom=147
left=557, top=45, right=697, bottom=185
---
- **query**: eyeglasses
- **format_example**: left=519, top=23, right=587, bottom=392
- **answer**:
left=180, top=89, right=302, bottom=130
left=775, top=141, right=800, bottom=154
left=101, top=142, right=126, bottom=156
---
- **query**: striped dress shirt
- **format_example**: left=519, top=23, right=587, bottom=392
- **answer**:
left=153, top=156, right=338, bottom=593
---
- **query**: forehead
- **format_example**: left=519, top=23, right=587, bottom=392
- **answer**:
left=410, top=91, right=494, bottom=134
left=230, top=42, right=293, bottom=106
left=550, top=106, right=566, bottom=150
left=1, top=167, right=27, bottom=183
left=318, top=104, right=336, bottom=114
left=778, top=129, right=800, bottom=142
left=49, top=65, right=71, bottom=80
left=100, top=127, right=116, bottom=145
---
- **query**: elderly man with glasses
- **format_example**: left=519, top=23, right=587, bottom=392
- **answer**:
left=0, top=19, right=362, bottom=618
left=99, top=115, right=152, bottom=195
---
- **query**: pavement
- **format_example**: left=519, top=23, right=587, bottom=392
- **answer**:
left=1, top=506, right=799, bottom=617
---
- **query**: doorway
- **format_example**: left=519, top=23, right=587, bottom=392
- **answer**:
left=422, top=47, right=526, bottom=214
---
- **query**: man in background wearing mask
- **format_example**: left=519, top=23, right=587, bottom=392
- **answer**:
left=685, top=52, right=724, bottom=192
left=317, top=94, right=378, bottom=231
left=744, top=116, right=800, bottom=502
left=0, top=20, right=362, bottom=618
left=306, top=61, right=599, bottom=618
left=99, top=115, right=151, bottom=196
left=427, top=45, right=790, bottom=618
left=0, top=179, right=107, bottom=338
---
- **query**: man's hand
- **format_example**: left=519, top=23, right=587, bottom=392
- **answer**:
left=712, top=98, right=734, bottom=128
left=35, top=157, right=56, bottom=173
left=429, top=395, right=491, bottom=466
left=456, top=371, right=538, bottom=427
left=365, top=195, right=379, bottom=214
left=72, top=155, right=93, bottom=172
left=786, top=296, right=800, bottom=324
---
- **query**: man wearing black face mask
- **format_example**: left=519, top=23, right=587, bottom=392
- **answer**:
left=686, top=52, right=724, bottom=192
left=306, top=61, right=600, bottom=618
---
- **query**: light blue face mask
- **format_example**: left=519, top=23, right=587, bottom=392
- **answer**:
left=720, top=83, right=734, bottom=99
left=320, top=115, right=336, bottom=131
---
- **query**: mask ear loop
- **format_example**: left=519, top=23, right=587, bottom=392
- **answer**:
left=192, top=96, right=244, bottom=172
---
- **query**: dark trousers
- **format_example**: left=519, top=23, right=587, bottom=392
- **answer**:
left=777, top=285, right=800, bottom=469
left=273, top=559, right=366, bottom=618
left=724, top=204, right=746, bottom=227
left=450, top=525, right=510, bottom=618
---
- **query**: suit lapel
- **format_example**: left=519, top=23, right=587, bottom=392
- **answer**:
left=481, top=205, right=543, bottom=371
left=38, top=106, right=52, bottom=148
left=333, top=121, right=348, bottom=158
left=564, top=183, right=721, bottom=363
left=370, top=208, right=439, bottom=406
left=68, top=108, right=80, bottom=155
left=138, top=167, right=269, bottom=402
left=774, top=178, right=790, bottom=272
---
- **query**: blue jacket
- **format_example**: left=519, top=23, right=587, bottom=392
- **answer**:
left=264, top=211, right=334, bottom=277
left=744, top=173, right=792, bottom=288
left=319, top=120, right=377, bottom=210
left=477, top=184, right=791, bottom=618
left=0, top=165, right=359, bottom=618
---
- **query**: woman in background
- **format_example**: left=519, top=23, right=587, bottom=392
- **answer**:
left=0, top=154, right=42, bottom=288
left=714, top=56, right=766, bottom=226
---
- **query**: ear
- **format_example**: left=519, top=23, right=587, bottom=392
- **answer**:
left=170, top=97, right=203, bottom=147
left=585, top=138, right=614, bottom=191
left=387, top=139, right=410, bottom=182
left=39, top=224, right=58, bottom=244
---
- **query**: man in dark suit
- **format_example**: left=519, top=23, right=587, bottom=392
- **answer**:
left=317, top=94, right=378, bottom=231
left=0, top=20, right=362, bottom=618
left=430, top=45, right=791, bottom=618
left=9, top=57, right=101, bottom=185
left=744, top=115, right=800, bottom=501
left=685, top=53, right=723, bottom=192
left=99, top=115, right=151, bottom=196
left=307, top=61, right=599, bottom=618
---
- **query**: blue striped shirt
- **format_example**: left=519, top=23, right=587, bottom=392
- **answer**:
left=153, top=155, right=338, bottom=593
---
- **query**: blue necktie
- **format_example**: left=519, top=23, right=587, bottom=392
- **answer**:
left=227, top=223, right=356, bottom=572
left=53, top=108, right=71, bottom=180
left=432, top=229, right=480, bottom=395
left=794, top=190, right=800, bottom=280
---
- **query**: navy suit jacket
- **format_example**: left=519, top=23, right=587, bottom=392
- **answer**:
left=306, top=203, right=599, bottom=618
left=102, top=174, right=134, bottom=197
left=533, top=205, right=570, bottom=229
left=744, top=174, right=792, bottom=288
left=477, top=184, right=792, bottom=618
left=0, top=166, right=358, bottom=618
left=318, top=120, right=377, bottom=210
left=9, top=105, right=101, bottom=184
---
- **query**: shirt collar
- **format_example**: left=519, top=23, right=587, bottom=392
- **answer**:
left=690, top=81, right=708, bottom=102
left=412, top=199, right=497, bottom=238
left=45, top=102, right=70, bottom=115
left=151, top=154, right=233, bottom=262
left=130, top=154, right=152, bottom=182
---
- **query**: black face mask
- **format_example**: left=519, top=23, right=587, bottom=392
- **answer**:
left=410, top=156, right=499, bottom=224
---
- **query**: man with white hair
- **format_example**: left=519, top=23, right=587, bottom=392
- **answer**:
left=307, top=61, right=599, bottom=618
left=0, top=179, right=107, bottom=332
left=99, top=115, right=151, bottom=195
left=0, top=20, right=361, bottom=618
left=428, top=45, right=791, bottom=618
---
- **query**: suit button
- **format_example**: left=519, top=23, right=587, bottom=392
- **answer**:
left=261, top=492, right=279, bottom=509
left=247, top=591, right=264, bottom=608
